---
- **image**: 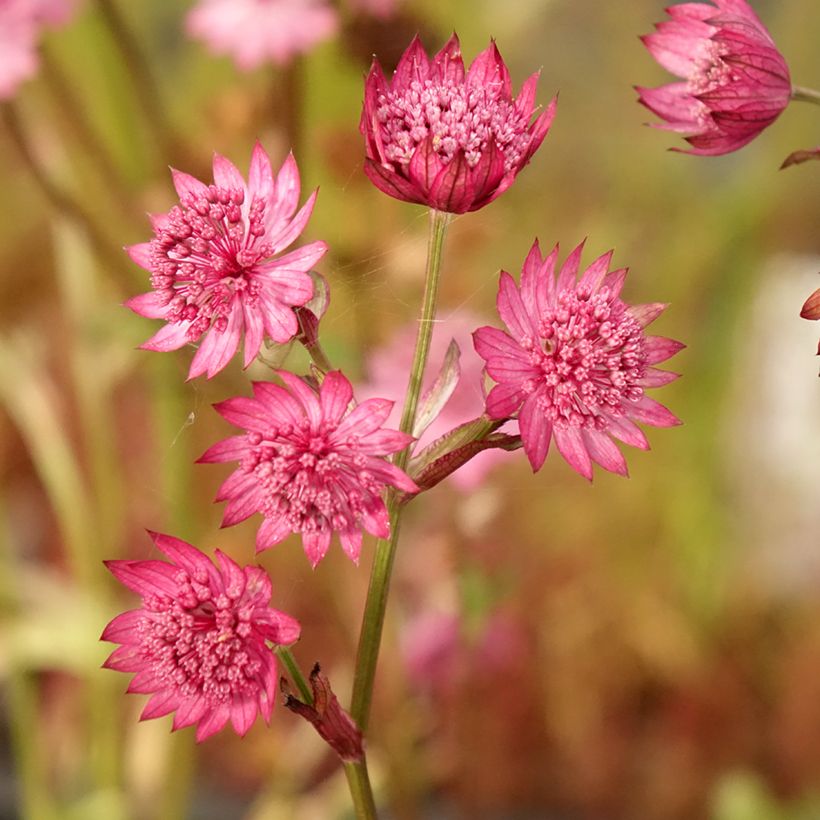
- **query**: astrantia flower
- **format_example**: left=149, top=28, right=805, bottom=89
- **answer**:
left=0, top=0, right=76, bottom=100
left=473, top=241, right=683, bottom=479
left=360, top=33, right=556, bottom=213
left=186, top=0, right=338, bottom=70
left=125, top=143, right=327, bottom=379
left=198, top=370, right=418, bottom=567
left=101, top=531, right=300, bottom=742
left=637, top=0, right=791, bottom=156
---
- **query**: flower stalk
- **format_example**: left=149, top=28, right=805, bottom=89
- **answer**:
left=345, top=208, right=449, bottom=811
left=791, top=85, right=820, bottom=105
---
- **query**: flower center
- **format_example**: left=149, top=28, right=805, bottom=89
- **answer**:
left=523, top=287, right=648, bottom=429
left=242, top=421, right=379, bottom=535
left=147, top=185, right=272, bottom=339
left=376, top=79, right=532, bottom=171
left=688, top=40, right=732, bottom=96
left=139, top=568, right=262, bottom=706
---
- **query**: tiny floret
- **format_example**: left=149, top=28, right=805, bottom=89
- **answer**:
left=637, top=0, right=791, bottom=155
left=360, top=33, right=556, bottom=213
left=125, top=143, right=327, bottom=379
left=101, top=532, right=301, bottom=742
left=198, top=371, right=419, bottom=567
left=473, top=241, right=683, bottom=479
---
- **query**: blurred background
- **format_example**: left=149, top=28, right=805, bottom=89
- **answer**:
left=0, top=0, right=819, bottom=818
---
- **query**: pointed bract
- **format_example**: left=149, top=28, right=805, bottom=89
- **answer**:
left=473, top=241, right=683, bottom=480
left=101, top=532, right=300, bottom=742
left=637, top=0, right=791, bottom=155
left=360, top=34, right=556, bottom=213
left=125, top=143, right=327, bottom=379
left=201, top=371, right=418, bottom=566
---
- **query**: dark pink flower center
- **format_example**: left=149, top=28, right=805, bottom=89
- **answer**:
left=377, top=79, right=532, bottom=171
left=688, top=40, right=733, bottom=97
left=148, top=186, right=271, bottom=340
left=521, top=287, right=648, bottom=429
left=139, top=568, right=265, bottom=706
left=241, top=420, right=380, bottom=535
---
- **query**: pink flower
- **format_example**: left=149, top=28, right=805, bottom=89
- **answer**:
left=637, top=0, right=791, bottom=156
left=0, top=0, right=76, bottom=100
left=186, top=0, right=338, bottom=70
left=101, top=531, right=300, bottom=742
left=473, top=241, right=684, bottom=480
left=125, top=143, right=327, bottom=380
left=198, top=370, right=419, bottom=567
left=360, top=311, right=513, bottom=490
left=347, top=0, right=396, bottom=18
left=360, top=33, right=556, bottom=213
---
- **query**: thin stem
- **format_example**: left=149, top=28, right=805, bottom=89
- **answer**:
left=93, top=0, right=179, bottom=162
left=275, top=646, right=314, bottom=705
left=344, top=760, right=379, bottom=820
left=1, top=102, right=126, bottom=274
left=350, top=209, right=451, bottom=732
left=791, top=85, right=820, bottom=105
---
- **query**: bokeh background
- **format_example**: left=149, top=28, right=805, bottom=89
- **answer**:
left=1, top=1, right=819, bottom=818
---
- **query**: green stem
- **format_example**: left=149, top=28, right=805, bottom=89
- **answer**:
left=344, top=760, right=379, bottom=820
left=350, top=209, right=451, bottom=733
left=791, top=85, right=820, bottom=105
left=275, top=646, right=314, bottom=705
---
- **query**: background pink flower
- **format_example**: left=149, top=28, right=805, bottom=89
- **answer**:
left=361, top=33, right=556, bottom=213
left=474, top=240, right=683, bottom=480
left=0, top=0, right=76, bottom=99
left=199, top=371, right=418, bottom=567
left=359, top=312, right=513, bottom=490
left=126, top=143, right=326, bottom=379
left=637, top=0, right=792, bottom=155
left=102, top=532, right=300, bottom=742
left=186, top=0, right=339, bottom=71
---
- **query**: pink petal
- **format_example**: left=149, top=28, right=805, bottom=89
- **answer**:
left=126, top=243, right=153, bottom=271
left=553, top=425, right=593, bottom=480
left=582, top=429, right=628, bottom=476
left=140, top=322, right=192, bottom=353
left=125, top=291, right=171, bottom=320
left=319, top=371, right=354, bottom=423
left=519, top=393, right=551, bottom=472
left=302, top=528, right=332, bottom=568
left=212, top=152, right=245, bottom=190
left=171, top=168, right=208, bottom=201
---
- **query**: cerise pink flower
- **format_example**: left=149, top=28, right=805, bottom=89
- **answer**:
left=101, top=531, right=300, bottom=742
left=125, top=143, right=327, bottom=379
left=360, top=33, right=556, bottom=213
left=473, top=241, right=683, bottom=480
left=198, top=370, right=419, bottom=567
left=186, top=0, right=338, bottom=70
left=637, top=0, right=791, bottom=156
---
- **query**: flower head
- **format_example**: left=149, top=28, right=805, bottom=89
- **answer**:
left=0, top=0, right=76, bottom=100
left=473, top=241, right=683, bottom=479
left=360, top=33, right=556, bottom=213
left=198, top=370, right=418, bottom=567
left=125, top=143, right=327, bottom=379
left=101, top=531, right=300, bottom=742
left=186, top=0, right=338, bottom=70
left=637, top=0, right=791, bottom=156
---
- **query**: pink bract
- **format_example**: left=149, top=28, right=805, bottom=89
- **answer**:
left=360, top=311, right=513, bottom=490
left=637, top=0, right=791, bottom=156
left=473, top=240, right=684, bottom=480
left=125, top=143, right=327, bottom=380
left=360, top=33, right=556, bottom=213
left=101, top=531, right=300, bottom=742
left=186, top=0, right=338, bottom=70
left=198, top=370, right=419, bottom=567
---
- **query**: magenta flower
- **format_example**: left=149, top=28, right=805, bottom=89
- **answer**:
left=360, top=33, right=556, bottom=213
left=198, top=370, right=419, bottom=567
left=125, top=143, right=327, bottom=379
left=101, top=531, right=300, bottom=742
left=186, top=0, right=338, bottom=70
left=637, top=0, right=791, bottom=156
left=0, top=0, right=76, bottom=100
left=473, top=241, right=683, bottom=480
